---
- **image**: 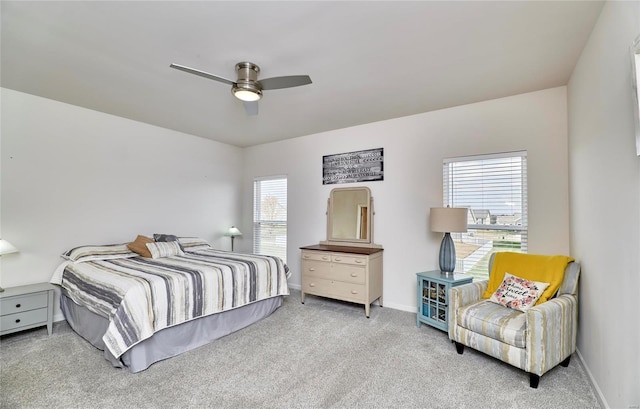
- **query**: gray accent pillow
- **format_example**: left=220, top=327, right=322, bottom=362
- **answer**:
left=153, top=234, right=184, bottom=250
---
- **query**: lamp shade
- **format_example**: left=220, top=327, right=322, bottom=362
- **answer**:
left=0, top=239, right=18, bottom=255
left=225, top=226, right=243, bottom=237
left=430, top=207, right=468, bottom=233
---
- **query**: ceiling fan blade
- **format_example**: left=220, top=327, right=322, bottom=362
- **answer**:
left=243, top=101, right=259, bottom=116
left=170, top=63, right=235, bottom=86
left=259, top=75, right=312, bottom=90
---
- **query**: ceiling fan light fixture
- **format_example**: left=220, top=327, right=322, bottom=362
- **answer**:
left=232, top=86, right=262, bottom=102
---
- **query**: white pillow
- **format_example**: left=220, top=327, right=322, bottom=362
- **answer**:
left=62, top=243, right=137, bottom=263
left=146, top=241, right=184, bottom=259
left=489, top=272, right=550, bottom=312
left=177, top=237, right=212, bottom=251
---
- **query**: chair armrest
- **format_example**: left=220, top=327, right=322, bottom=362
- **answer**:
left=525, top=294, right=578, bottom=375
left=449, top=280, right=488, bottom=310
left=449, top=280, right=488, bottom=340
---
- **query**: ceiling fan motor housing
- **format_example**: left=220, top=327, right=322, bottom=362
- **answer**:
left=232, top=62, right=262, bottom=99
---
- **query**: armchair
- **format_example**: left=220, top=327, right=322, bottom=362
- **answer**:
left=448, top=253, right=580, bottom=388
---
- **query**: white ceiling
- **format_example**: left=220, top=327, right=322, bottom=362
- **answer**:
left=1, top=1, right=604, bottom=148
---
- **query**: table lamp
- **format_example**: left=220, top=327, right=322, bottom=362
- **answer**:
left=224, top=226, right=242, bottom=252
left=430, top=207, right=468, bottom=274
left=0, top=239, right=19, bottom=292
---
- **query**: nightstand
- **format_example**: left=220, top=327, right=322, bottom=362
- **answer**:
left=0, top=283, right=55, bottom=336
left=416, top=270, right=472, bottom=332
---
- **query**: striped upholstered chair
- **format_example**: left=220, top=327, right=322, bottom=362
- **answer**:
left=449, top=253, right=580, bottom=388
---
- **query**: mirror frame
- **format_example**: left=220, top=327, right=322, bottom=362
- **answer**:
left=322, top=186, right=380, bottom=248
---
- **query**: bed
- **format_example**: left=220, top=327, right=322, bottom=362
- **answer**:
left=50, top=236, right=290, bottom=372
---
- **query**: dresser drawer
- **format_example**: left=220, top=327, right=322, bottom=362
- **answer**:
left=301, top=251, right=331, bottom=262
left=302, top=260, right=365, bottom=284
left=331, top=254, right=367, bottom=266
left=0, top=292, right=48, bottom=315
left=330, top=263, right=366, bottom=284
left=302, top=276, right=366, bottom=303
left=0, top=308, right=48, bottom=332
left=302, top=260, right=330, bottom=277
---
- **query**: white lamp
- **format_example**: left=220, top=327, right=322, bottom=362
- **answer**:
left=224, top=226, right=243, bottom=251
left=0, top=239, right=19, bottom=292
left=430, top=207, right=468, bottom=274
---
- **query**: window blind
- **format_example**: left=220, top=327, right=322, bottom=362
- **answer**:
left=253, top=176, right=288, bottom=263
left=443, top=151, right=527, bottom=278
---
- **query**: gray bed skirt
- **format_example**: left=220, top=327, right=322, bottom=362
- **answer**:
left=60, top=293, right=283, bottom=373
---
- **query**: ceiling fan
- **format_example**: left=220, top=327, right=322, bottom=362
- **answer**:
left=170, top=61, right=312, bottom=115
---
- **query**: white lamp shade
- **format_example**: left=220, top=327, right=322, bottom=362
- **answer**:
left=225, top=226, right=243, bottom=237
left=430, top=207, right=468, bottom=233
left=0, top=239, right=18, bottom=255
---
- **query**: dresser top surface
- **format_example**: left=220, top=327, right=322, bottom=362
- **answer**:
left=300, top=244, right=383, bottom=255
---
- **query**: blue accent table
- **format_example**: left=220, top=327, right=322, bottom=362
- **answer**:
left=416, top=270, right=472, bottom=332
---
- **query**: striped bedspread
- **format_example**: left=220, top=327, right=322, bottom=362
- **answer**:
left=58, top=249, right=290, bottom=358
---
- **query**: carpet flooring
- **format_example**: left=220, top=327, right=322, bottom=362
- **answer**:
left=0, top=290, right=600, bottom=409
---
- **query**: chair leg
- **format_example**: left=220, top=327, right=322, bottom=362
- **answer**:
left=454, top=342, right=464, bottom=355
left=529, top=373, right=540, bottom=389
left=560, top=356, right=571, bottom=367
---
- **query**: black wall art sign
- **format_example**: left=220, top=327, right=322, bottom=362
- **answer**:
left=322, top=148, right=384, bottom=185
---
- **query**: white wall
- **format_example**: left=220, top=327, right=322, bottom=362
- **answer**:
left=567, top=1, right=640, bottom=408
left=0, top=88, right=244, bottom=318
left=243, top=87, right=571, bottom=312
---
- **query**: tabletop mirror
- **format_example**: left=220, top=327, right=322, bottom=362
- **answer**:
left=322, top=187, right=380, bottom=248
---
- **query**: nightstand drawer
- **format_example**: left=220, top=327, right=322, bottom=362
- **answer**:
left=0, top=292, right=48, bottom=315
left=1, top=308, right=48, bottom=332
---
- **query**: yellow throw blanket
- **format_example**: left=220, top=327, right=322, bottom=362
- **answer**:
left=482, top=252, right=575, bottom=305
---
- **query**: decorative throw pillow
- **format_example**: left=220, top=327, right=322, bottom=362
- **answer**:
left=153, top=233, right=179, bottom=242
left=488, top=272, right=550, bottom=312
left=127, top=235, right=154, bottom=258
left=146, top=241, right=184, bottom=259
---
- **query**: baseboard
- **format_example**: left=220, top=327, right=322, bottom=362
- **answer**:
left=576, top=348, right=608, bottom=408
left=380, top=301, right=415, bottom=313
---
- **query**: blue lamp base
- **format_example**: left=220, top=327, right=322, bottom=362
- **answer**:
left=439, top=232, right=456, bottom=274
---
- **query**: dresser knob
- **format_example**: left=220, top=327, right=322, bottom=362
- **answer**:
left=309, top=268, right=316, bottom=272
left=351, top=290, right=358, bottom=294
left=355, top=260, right=363, bottom=264
left=15, top=319, right=21, bottom=323
left=335, top=257, right=342, bottom=261
left=322, top=256, right=328, bottom=260
left=309, top=283, right=316, bottom=287
left=350, top=273, right=358, bottom=277
left=15, top=303, right=21, bottom=308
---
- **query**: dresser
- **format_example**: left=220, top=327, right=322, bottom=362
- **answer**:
left=0, top=283, right=55, bottom=336
left=300, top=244, right=383, bottom=318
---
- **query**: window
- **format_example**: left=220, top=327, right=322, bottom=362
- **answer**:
left=253, top=176, right=287, bottom=263
left=443, top=151, right=527, bottom=279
